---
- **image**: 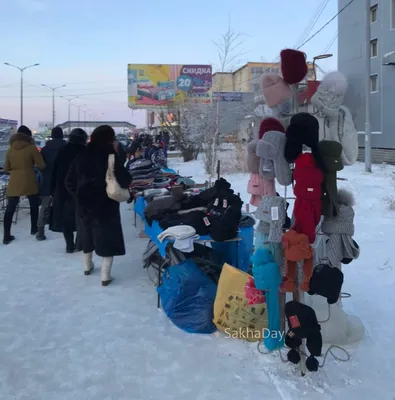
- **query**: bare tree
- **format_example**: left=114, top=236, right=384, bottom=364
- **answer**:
left=159, top=97, right=217, bottom=162
left=205, top=23, right=246, bottom=180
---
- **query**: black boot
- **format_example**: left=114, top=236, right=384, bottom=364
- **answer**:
left=63, top=231, right=75, bottom=253
left=36, top=226, right=46, bottom=241
left=3, top=210, right=15, bottom=245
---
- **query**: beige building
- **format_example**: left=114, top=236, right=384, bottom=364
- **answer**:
left=212, top=61, right=316, bottom=93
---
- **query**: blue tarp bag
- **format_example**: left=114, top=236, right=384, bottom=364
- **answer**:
left=157, top=259, right=217, bottom=334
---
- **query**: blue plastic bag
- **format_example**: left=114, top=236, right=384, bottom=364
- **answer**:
left=157, top=259, right=217, bottom=334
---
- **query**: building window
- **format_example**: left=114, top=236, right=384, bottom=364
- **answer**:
left=370, top=74, right=378, bottom=92
left=252, top=83, right=260, bottom=92
left=370, top=39, right=378, bottom=58
left=392, top=0, right=395, bottom=29
left=370, top=4, right=377, bottom=23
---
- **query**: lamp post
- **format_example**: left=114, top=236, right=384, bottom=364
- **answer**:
left=72, top=104, right=87, bottom=124
left=41, top=84, right=66, bottom=128
left=365, top=0, right=372, bottom=172
left=60, top=96, right=79, bottom=134
left=4, top=62, right=39, bottom=125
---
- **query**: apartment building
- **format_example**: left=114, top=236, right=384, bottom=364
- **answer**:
left=338, top=0, right=395, bottom=162
left=212, top=61, right=316, bottom=93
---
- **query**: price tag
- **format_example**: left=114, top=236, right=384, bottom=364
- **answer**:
left=307, top=188, right=314, bottom=192
left=203, top=217, right=211, bottom=226
left=223, top=199, right=228, bottom=208
left=271, top=206, right=279, bottom=221
left=214, top=198, right=219, bottom=206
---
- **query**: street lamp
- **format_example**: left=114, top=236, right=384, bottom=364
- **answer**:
left=311, top=53, right=333, bottom=81
left=4, top=62, right=40, bottom=125
left=60, top=96, right=78, bottom=134
left=41, top=84, right=66, bottom=128
left=72, top=104, right=87, bottom=124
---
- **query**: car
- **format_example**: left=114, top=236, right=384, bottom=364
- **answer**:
left=34, top=138, right=46, bottom=151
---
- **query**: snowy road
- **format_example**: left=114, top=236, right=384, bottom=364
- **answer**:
left=1, top=161, right=395, bottom=399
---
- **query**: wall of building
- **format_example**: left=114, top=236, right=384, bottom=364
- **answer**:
left=338, top=0, right=395, bottom=151
left=212, top=73, right=234, bottom=91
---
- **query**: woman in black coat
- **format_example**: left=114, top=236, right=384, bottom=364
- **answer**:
left=65, top=125, right=131, bottom=287
left=50, top=129, right=88, bottom=252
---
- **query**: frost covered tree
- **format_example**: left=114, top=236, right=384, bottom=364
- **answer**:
left=159, top=97, right=217, bottom=162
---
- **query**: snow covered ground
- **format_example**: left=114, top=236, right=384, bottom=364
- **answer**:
left=1, top=158, right=395, bottom=399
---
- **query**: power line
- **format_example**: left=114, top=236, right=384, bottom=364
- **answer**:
left=0, top=90, right=126, bottom=99
left=322, top=30, right=338, bottom=54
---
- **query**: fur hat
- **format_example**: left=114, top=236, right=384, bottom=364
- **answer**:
left=308, top=263, right=344, bottom=304
left=292, top=153, right=323, bottom=243
left=259, top=117, right=285, bottom=139
left=256, top=131, right=292, bottom=186
left=261, top=73, right=293, bottom=108
left=280, top=49, right=308, bottom=85
left=311, top=71, right=348, bottom=117
left=284, top=113, right=320, bottom=163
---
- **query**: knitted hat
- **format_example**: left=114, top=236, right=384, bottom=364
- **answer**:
left=321, top=189, right=360, bottom=265
left=256, top=131, right=292, bottom=186
left=247, top=174, right=275, bottom=206
left=255, top=196, right=286, bottom=243
left=311, top=71, right=348, bottom=117
left=280, top=49, right=308, bottom=85
left=308, top=263, right=344, bottom=304
left=261, top=73, right=293, bottom=108
left=282, top=230, right=313, bottom=292
left=284, top=113, right=320, bottom=163
left=259, top=117, right=285, bottom=139
left=246, top=140, right=260, bottom=174
left=17, top=125, right=32, bottom=136
left=292, top=153, right=323, bottom=243
left=318, top=141, right=344, bottom=217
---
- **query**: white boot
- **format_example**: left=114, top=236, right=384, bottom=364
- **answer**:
left=84, top=252, right=94, bottom=275
left=101, top=257, right=113, bottom=286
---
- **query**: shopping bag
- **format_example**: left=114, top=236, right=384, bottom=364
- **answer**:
left=106, top=154, right=130, bottom=202
left=213, top=263, right=268, bottom=342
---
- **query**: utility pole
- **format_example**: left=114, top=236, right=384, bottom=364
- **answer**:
left=41, top=84, right=66, bottom=128
left=365, top=0, right=372, bottom=172
left=60, top=96, right=78, bottom=134
left=4, top=62, right=39, bottom=125
left=72, top=104, right=87, bottom=124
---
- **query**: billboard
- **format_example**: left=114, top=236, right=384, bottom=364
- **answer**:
left=0, top=118, right=18, bottom=130
left=128, top=64, right=212, bottom=108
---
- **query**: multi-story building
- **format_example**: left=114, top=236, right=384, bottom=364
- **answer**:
left=338, top=0, right=395, bottom=163
left=212, top=61, right=316, bottom=93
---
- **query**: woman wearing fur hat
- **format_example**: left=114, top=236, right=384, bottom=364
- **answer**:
left=2, top=125, right=46, bottom=245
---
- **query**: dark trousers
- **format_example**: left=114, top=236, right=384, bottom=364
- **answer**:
left=3, top=195, right=39, bottom=238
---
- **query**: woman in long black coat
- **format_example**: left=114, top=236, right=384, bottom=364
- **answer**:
left=65, top=125, right=131, bottom=287
left=50, top=129, right=88, bottom=252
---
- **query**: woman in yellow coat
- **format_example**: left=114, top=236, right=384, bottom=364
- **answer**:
left=3, top=125, right=45, bottom=244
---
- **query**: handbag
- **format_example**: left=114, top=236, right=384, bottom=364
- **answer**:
left=106, top=154, right=130, bottom=202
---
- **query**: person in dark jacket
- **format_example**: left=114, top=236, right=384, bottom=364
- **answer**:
left=36, top=126, right=67, bottom=241
left=3, top=125, right=46, bottom=244
left=50, top=128, right=87, bottom=253
left=65, top=125, right=131, bottom=286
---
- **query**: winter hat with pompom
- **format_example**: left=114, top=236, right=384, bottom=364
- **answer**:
left=311, top=71, right=348, bottom=117
left=292, top=153, right=323, bottom=244
left=261, top=73, right=293, bottom=108
left=284, top=113, right=320, bottom=163
left=256, top=131, right=292, bottom=186
left=280, top=49, right=308, bottom=85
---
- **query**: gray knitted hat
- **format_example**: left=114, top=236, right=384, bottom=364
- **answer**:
left=256, top=131, right=292, bottom=186
left=321, top=189, right=360, bottom=266
left=246, top=140, right=260, bottom=174
left=255, top=195, right=286, bottom=242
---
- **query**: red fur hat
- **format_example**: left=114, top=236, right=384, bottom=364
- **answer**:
left=280, top=49, right=308, bottom=85
left=259, top=117, right=285, bottom=139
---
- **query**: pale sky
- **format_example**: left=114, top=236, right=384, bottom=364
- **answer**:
left=0, top=0, right=338, bottom=129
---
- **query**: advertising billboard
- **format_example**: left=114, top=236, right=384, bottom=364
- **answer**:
left=128, top=64, right=212, bottom=108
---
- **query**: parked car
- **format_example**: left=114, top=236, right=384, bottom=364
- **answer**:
left=34, top=138, right=46, bottom=151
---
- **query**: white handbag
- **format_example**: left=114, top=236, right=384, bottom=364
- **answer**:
left=106, top=154, right=130, bottom=202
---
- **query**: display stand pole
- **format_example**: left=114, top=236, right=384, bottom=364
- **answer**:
left=217, top=160, right=221, bottom=180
